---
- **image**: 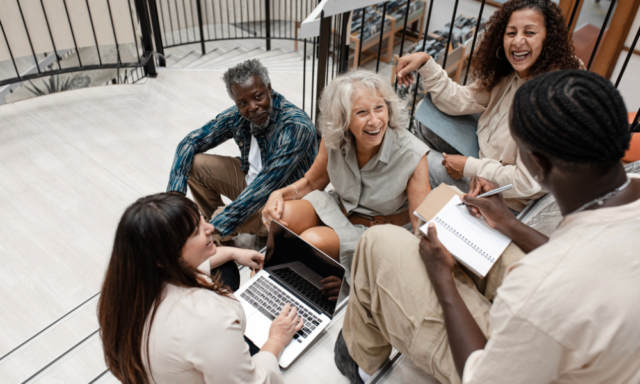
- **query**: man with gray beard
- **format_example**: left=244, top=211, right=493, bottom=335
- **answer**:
left=167, top=59, right=317, bottom=246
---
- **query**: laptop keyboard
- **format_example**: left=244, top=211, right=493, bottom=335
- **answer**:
left=270, top=267, right=336, bottom=314
left=240, top=277, right=321, bottom=342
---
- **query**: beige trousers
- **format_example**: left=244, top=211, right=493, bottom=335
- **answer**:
left=188, top=154, right=267, bottom=239
left=343, top=225, right=515, bottom=384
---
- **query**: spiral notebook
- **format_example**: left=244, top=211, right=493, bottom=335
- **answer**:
left=417, top=195, right=511, bottom=277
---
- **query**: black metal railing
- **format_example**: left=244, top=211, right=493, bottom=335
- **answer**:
left=0, top=0, right=157, bottom=90
left=153, top=0, right=318, bottom=54
left=148, top=0, right=322, bottom=120
left=314, top=0, right=640, bottom=133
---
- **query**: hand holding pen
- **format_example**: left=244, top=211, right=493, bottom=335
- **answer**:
left=460, top=177, right=517, bottom=231
left=457, top=184, right=513, bottom=207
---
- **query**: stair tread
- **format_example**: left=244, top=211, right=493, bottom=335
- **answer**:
left=206, top=48, right=298, bottom=69
left=204, top=47, right=268, bottom=69
left=196, top=47, right=249, bottom=67
left=168, top=50, right=199, bottom=68
left=184, top=48, right=225, bottom=69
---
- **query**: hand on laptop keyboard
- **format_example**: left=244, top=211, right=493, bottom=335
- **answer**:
left=266, top=303, right=304, bottom=351
left=241, top=277, right=321, bottom=342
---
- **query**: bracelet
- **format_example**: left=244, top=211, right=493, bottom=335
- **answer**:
left=290, top=184, right=298, bottom=201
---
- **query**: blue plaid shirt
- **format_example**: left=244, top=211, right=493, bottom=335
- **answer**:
left=167, top=92, right=317, bottom=237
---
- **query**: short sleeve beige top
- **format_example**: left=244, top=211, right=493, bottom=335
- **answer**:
left=327, top=126, right=429, bottom=217
left=462, top=174, right=640, bottom=384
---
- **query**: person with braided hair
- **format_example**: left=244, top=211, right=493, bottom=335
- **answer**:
left=335, top=70, right=640, bottom=384
left=396, top=0, right=582, bottom=212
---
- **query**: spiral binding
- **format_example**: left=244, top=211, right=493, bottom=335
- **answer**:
left=434, top=217, right=496, bottom=263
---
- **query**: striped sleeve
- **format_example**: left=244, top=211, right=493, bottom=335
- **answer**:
left=167, top=107, right=237, bottom=194
left=211, top=123, right=317, bottom=237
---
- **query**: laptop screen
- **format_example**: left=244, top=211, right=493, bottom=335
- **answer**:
left=264, top=221, right=347, bottom=319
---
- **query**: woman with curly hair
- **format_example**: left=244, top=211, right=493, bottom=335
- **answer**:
left=396, top=0, right=581, bottom=212
left=261, top=70, right=430, bottom=277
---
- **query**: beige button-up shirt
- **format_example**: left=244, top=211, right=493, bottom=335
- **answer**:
left=463, top=174, right=640, bottom=383
left=142, top=260, right=283, bottom=384
left=418, top=59, right=544, bottom=211
left=328, top=126, right=429, bottom=217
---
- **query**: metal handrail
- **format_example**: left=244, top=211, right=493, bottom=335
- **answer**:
left=153, top=0, right=318, bottom=56
left=0, top=0, right=156, bottom=92
left=312, top=0, right=640, bottom=134
left=0, top=51, right=155, bottom=88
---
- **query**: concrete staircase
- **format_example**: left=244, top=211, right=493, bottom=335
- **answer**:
left=161, top=39, right=326, bottom=74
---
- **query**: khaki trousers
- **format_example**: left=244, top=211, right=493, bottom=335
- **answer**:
left=188, top=154, right=267, bottom=239
left=343, top=225, right=511, bottom=384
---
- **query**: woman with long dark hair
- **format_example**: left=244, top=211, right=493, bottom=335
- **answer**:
left=396, top=0, right=582, bottom=212
left=98, top=193, right=302, bottom=383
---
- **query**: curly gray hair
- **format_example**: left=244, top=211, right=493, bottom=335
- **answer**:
left=318, top=69, right=410, bottom=151
left=223, top=59, right=271, bottom=98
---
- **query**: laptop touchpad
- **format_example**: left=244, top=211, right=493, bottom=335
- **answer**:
left=245, top=311, right=271, bottom=347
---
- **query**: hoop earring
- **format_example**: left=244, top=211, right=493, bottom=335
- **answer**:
left=496, top=46, right=506, bottom=59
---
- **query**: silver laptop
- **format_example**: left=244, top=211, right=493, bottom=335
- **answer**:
left=235, top=221, right=348, bottom=368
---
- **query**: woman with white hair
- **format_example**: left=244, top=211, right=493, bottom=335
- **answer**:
left=262, top=70, right=430, bottom=277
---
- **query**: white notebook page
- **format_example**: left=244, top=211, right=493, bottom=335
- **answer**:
left=419, top=195, right=511, bottom=277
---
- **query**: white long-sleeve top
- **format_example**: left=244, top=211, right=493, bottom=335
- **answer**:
left=418, top=59, right=545, bottom=211
left=142, top=260, right=283, bottom=384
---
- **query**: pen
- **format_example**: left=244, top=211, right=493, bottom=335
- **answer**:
left=457, top=184, right=513, bottom=206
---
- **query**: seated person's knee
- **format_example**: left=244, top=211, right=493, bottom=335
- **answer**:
left=300, top=227, right=340, bottom=259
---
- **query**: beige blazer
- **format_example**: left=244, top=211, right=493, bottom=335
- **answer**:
left=142, top=260, right=283, bottom=384
left=418, top=59, right=545, bottom=211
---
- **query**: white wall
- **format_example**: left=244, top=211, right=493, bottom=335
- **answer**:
left=625, top=6, right=640, bottom=48
left=0, top=0, right=138, bottom=62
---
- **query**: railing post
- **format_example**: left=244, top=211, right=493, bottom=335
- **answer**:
left=315, top=11, right=331, bottom=119
left=265, top=0, right=271, bottom=50
left=195, top=0, right=206, bottom=54
left=133, top=0, right=158, bottom=76
left=147, top=0, right=166, bottom=66
left=339, top=11, right=349, bottom=74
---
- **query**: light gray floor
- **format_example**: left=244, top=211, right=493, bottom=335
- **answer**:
left=1, top=1, right=638, bottom=383
left=0, top=69, right=350, bottom=384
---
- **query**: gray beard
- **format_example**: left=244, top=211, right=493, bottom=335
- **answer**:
left=251, top=107, right=273, bottom=130
left=247, top=93, right=274, bottom=130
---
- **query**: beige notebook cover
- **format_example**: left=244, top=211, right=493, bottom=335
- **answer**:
left=414, top=184, right=525, bottom=278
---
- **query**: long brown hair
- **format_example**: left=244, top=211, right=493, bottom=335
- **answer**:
left=98, top=193, right=231, bottom=383
left=470, top=0, right=581, bottom=93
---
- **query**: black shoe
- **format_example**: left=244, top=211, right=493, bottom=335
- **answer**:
left=334, top=330, right=365, bottom=384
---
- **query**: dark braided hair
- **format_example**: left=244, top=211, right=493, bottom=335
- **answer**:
left=511, top=69, right=630, bottom=167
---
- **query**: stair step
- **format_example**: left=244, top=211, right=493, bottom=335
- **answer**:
left=184, top=48, right=225, bottom=69
left=204, top=47, right=267, bottom=69
left=165, top=43, right=200, bottom=57
left=258, top=51, right=304, bottom=64
left=164, top=53, right=181, bottom=67
left=28, top=332, right=106, bottom=383
left=197, top=47, right=248, bottom=68
left=170, top=50, right=203, bottom=69
left=208, top=48, right=290, bottom=69
left=262, top=57, right=308, bottom=68
left=0, top=296, right=100, bottom=383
